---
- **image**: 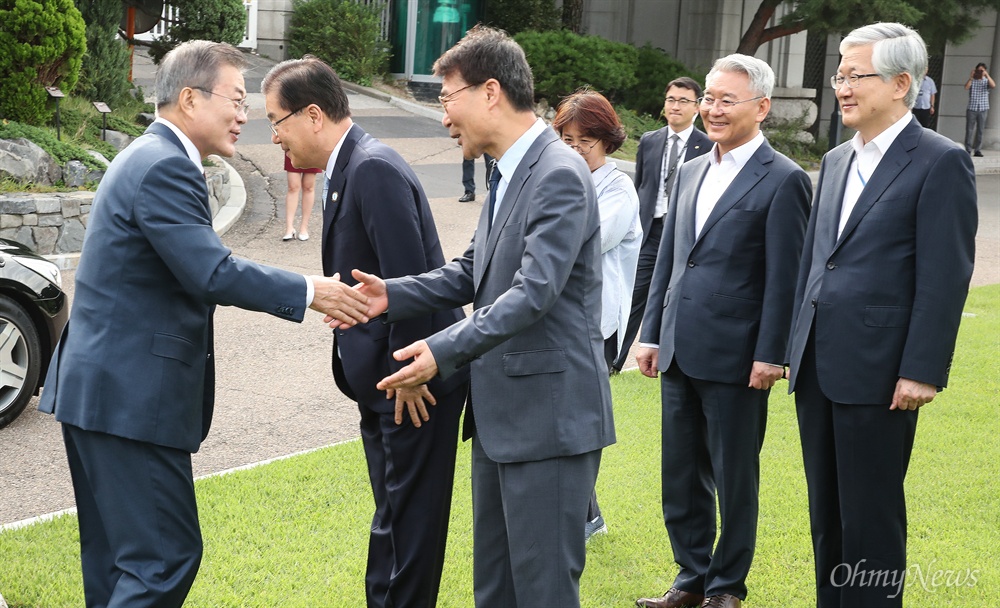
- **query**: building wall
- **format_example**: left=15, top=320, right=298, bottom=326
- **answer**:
left=257, top=0, right=294, bottom=61
left=941, top=9, right=1000, bottom=150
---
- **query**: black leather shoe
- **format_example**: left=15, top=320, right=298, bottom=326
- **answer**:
left=636, top=588, right=705, bottom=608
left=974, top=151, right=984, bottom=157
left=458, top=192, right=475, bottom=202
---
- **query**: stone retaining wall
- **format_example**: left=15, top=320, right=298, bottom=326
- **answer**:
left=0, top=163, right=231, bottom=256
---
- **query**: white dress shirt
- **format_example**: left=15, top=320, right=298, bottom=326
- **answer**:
left=654, top=123, right=696, bottom=218
left=323, top=122, right=355, bottom=208
left=838, top=112, right=912, bottom=238
left=492, top=118, right=549, bottom=228
left=695, top=131, right=766, bottom=238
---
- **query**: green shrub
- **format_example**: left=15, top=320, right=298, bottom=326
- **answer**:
left=0, top=0, right=86, bottom=125
left=0, top=120, right=106, bottom=171
left=75, top=0, right=133, bottom=106
left=148, top=0, right=247, bottom=64
left=287, top=0, right=390, bottom=86
left=625, top=44, right=703, bottom=117
left=514, top=30, right=638, bottom=105
left=484, top=0, right=560, bottom=36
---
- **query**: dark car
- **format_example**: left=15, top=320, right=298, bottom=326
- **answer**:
left=0, top=238, right=68, bottom=428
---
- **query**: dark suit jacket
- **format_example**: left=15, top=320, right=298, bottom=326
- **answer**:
left=383, top=127, right=615, bottom=463
left=39, top=123, right=308, bottom=453
left=323, top=125, right=466, bottom=411
left=635, top=125, right=711, bottom=243
left=640, top=139, right=811, bottom=383
left=787, top=118, right=977, bottom=404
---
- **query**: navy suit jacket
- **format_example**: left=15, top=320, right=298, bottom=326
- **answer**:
left=384, top=128, right=614, bottom=463
left=641, top=139, right=811, bottom=383
left=39, top=123, right=308, bottom=453
left=323, top=125, right=466, bottom=411
left=787, top=118, right=977, bottom=403
left=635, top=125, right=711, bottom=244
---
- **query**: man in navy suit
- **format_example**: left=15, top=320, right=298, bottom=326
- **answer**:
left=635, top=55, right=811, bottom=608
left=38, top=41, right=369, bottom=608
left=262, top=57, right=468, bottom=608
left=613, top=77, right=711, bottom=372
left=341, top=26, right=614, bottom=607
left=787, top=23, right=977, bottom=607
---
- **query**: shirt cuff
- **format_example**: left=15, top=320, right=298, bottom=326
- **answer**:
left=304, top=276, right=314, bottom=306
left=639, top=342, right=659, bottom=349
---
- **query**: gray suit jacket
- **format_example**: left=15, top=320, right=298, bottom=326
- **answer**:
left=384, top=127, right=614, bottom=463
left=641, top=139, right=811, bottom=383
left=786, top=118, right=977, bottom=403
left=39, top=123, right=307, bottom=453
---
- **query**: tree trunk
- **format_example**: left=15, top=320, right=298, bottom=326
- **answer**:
left=562, top=0, right=584, bottom=33
left=736, top=0, right=783, bottom=55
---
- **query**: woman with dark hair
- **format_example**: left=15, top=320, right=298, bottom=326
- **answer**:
left=554, top=89, right=642, bottom=541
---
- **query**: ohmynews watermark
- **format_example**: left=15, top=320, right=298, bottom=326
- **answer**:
left=830, top=559, right=980, bottom=599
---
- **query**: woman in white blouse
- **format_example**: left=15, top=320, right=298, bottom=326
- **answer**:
left=554, top=89, right=642, bottom=541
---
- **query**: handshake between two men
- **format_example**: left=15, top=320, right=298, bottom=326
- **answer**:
left=312, top=269, right=440, bottom=424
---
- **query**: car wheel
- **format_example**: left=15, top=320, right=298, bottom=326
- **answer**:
left=0, top=294, right=42, bottom=429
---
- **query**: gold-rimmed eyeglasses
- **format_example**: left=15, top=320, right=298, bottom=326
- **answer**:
left=830, top=73, right=880, bottom=89
left=193, top=87, right=250, bottom=116
left=698, top=95, right=764, bottom=113
left=268, top=107, right=306, bottom=136
left=438, top=83, right=480, bottom=108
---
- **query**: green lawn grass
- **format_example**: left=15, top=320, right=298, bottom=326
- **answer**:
left=2, top=286, right=997, bottom=607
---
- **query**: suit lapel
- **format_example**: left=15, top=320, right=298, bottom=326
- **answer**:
left=684, top=129, right=708, bottom=161
left=321, top=125, right=364, bottom=248
left=675, top=157, right=710, bottom=251
left=820, top=144, right=853, bottom=249
left=694, top=141, right=772, bottom=246
left=473, top=129, right=554, bottom=288
left=834, top=120, right=919, bottom=250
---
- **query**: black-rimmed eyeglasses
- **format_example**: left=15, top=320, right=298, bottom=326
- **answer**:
left=830, top=73, right=880, bottom=89
left=268, top=108, right=306, bottom=136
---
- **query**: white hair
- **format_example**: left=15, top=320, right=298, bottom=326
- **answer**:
left=706, top=54, right=775, bottom=99
left=840, top=22, right=928, bottom=108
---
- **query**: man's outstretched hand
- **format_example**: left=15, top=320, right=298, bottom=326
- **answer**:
left=377, top=340, right=439, bottom=390
left=324, top=269, right=389, bottom=329
left=309, top=273, right=369, bottom=326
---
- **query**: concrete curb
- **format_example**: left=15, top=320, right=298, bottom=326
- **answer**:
left=43, top=158, right=245, bottom=271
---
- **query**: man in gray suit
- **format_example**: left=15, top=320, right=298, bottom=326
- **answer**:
left=339, top=25, right=614, bottom=607
left=38, top=41, right=368, bottom=607
left=635, top=55, right=811, bottom=608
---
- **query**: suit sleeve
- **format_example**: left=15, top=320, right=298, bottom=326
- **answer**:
left=634, top=134, right=647, bottom=191
left=754, top=166, right=811, bottom=364
left=898, top=146, right=977, bottom=386
left=386, top=239, right=476, bottom=320
left=135, top=156, right=307, bottom=321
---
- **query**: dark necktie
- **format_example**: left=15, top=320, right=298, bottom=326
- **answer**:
left=487, top=160, right=501, bottom=231
left=663, top=134, right=680, bottom=199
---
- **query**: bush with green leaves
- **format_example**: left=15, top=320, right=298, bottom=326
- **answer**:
left=148, top=0, right=247, bottom=64
left=514, top=30, right=638, bottom=105
left=287, top=0, right=390, bottom=86
left=0, top=0, right=86, bottom=125
left=625, top=44, right=703, bottom=118
left=484, top=0, right=560, bottom=36
left=75, top=0, right=134, bottom=106
left=0, top=120, right=106, bottom=171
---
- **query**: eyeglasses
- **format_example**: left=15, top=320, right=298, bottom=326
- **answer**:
left=438, top=83, right=479, bottom=108
left=562, top=138, right=597, bottom=154
left=268, top=107, right=306, bottom=136
left=665, top=97, right=698, bottom=107
left=698, top=95, right=764, bottom=113
left=193, top=87, right=250, bottom=116
left=830, top=73, right=880, bottom=89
